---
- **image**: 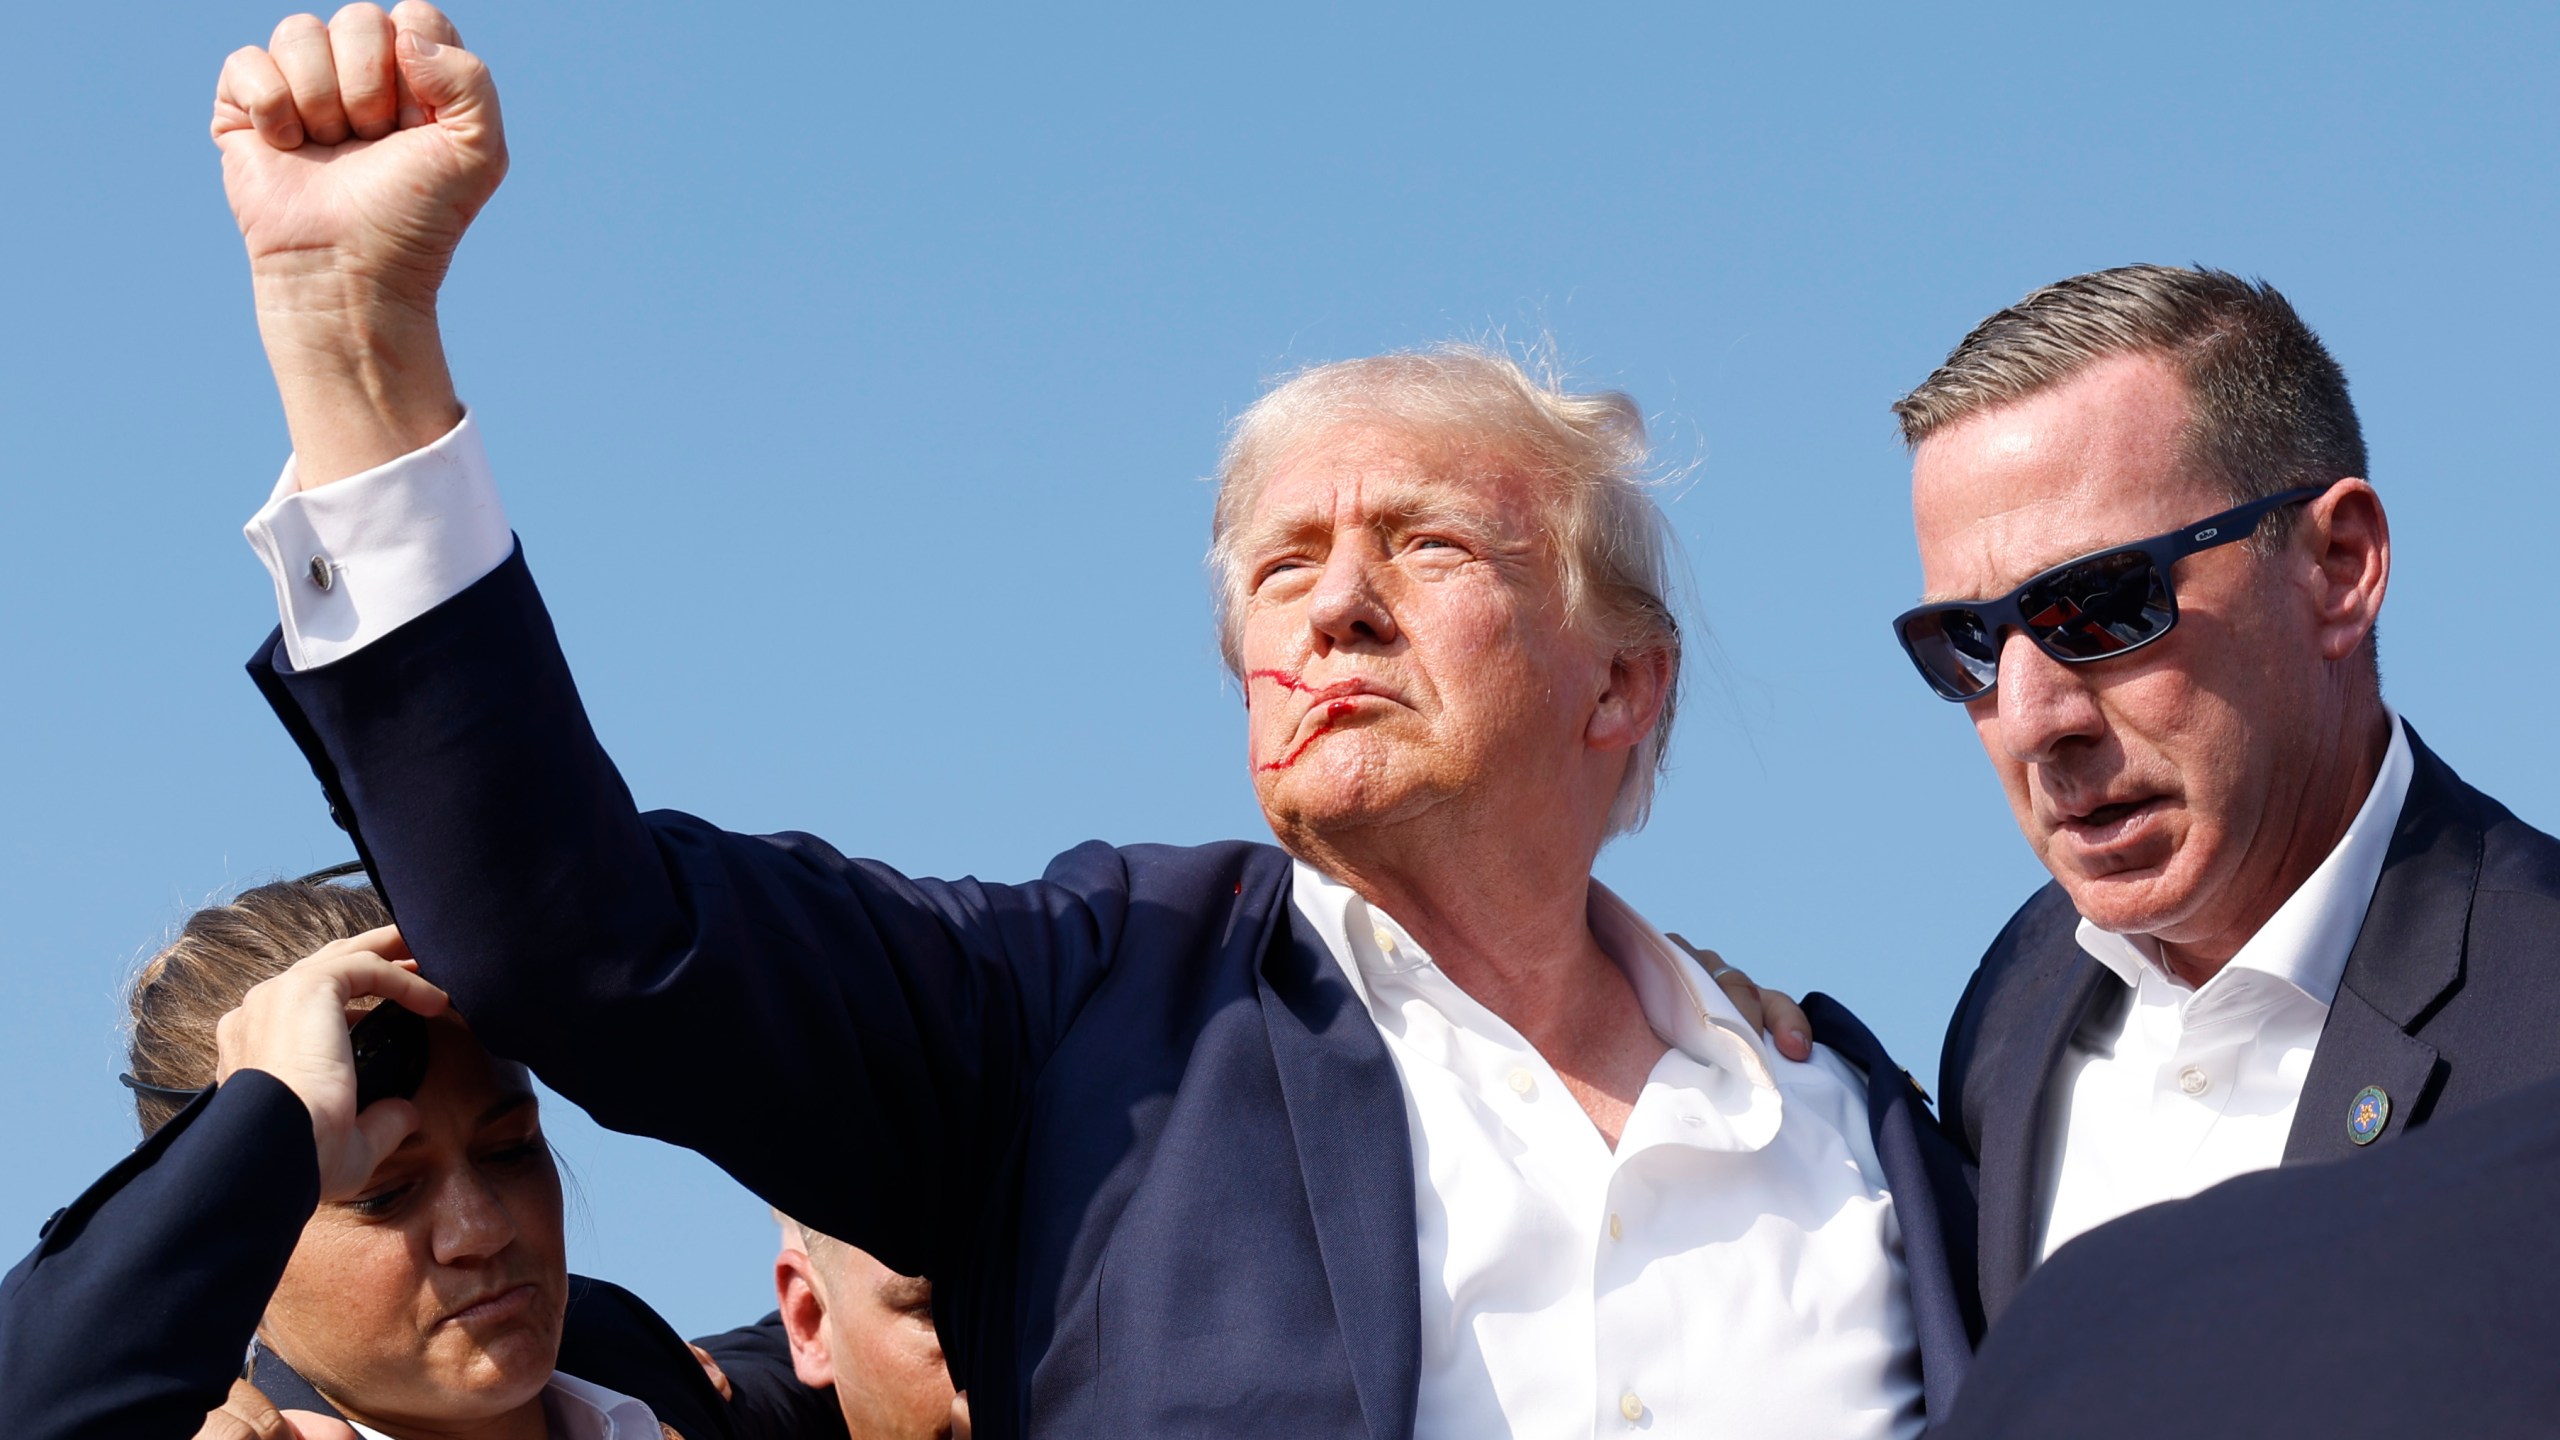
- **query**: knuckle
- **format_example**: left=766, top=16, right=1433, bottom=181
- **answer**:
left=331, top=1, right=389, bottom=24
left=271, top=13, right=328, bottom=46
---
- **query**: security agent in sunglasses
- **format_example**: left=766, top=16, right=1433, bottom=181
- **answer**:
left=1880, top=266, right=2560, bottom=1436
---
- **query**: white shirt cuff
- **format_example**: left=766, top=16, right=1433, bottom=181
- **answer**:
left=242, top=411, right=512, bottom=671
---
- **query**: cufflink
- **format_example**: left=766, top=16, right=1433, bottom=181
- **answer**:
left=307, top=554, right=335, bottom=592
left=2348, top=1085, right=2391, bottom=1145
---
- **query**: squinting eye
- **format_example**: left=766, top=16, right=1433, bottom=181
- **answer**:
left=347, top=1184, right=412, bottom=1217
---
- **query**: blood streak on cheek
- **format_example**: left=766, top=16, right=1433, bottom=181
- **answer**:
left=1259, top=697, right=1358, bottom=772
left=1245, top=669, right=1361, bottom=772
left=1245, top=669, right=1310, bottom=699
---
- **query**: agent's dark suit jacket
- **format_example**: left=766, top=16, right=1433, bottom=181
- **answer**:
left=1938, top=1068, right=2560, bottom=1438
left=1939, top=723, right=2560, bottom=1323
left=0, top=1069, right=836, bottom=1440
left=248, top=549, right=1984, bottom=1438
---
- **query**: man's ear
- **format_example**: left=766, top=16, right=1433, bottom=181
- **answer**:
left=774, top=1248, right=836, bottom=1390
left=2297, top=478, right=2389, bottom=664
left=1588, top=643, right=1674, bottom=753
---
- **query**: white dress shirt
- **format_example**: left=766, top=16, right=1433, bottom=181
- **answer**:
left=1295, top=863, right=1923, bottom=1440
left=249, top=418, right=1925, bottom=1439
left=2038, top=712, right=2414, bottom=1261
left=243, top=412, right=515, bottom=672
left=346, top=1372, right=661, bottom=1440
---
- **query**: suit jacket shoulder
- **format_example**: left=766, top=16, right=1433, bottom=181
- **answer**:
left=1940, top=1069, right=2560, bottom=1439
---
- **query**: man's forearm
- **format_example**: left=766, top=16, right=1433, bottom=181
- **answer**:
left=253, top=274, right=461, bottom=487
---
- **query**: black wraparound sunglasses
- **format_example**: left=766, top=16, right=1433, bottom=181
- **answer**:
left=1893, top=485, right=2328, bottom=702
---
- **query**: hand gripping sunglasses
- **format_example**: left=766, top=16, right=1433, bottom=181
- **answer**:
left=1893, top=485, right=2327, bottom=702
left=119, top=861, right=429, bottom=1114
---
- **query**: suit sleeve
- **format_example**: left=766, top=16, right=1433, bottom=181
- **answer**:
left=248, top=547, right=1135, bottom=1279
left=0, top=1072, right=319, bottom=1440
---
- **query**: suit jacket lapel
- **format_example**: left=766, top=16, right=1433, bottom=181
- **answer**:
left=1977, top=947, right=2109, bottom=1324
left=2285, top=727, right=2477, bottom=1162
left=1257, top=901, right=1421, bottom=1440
left=246, top=1341, right=345, bottom=1421
left=1801, top=994, right=1982, bottom=1415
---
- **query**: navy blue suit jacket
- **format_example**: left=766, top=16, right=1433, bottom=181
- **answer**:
left=0, top=1070, right=834, bottom=1440
left=248, top=548, right=1983, bottom=1437
left=1938, top=724, right=2560, bottom=1323
left=1939, top=1068, right=2560, bottom=1438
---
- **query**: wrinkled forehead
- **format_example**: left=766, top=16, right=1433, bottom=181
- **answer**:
left=1240, top=421, right=1547, bottom=541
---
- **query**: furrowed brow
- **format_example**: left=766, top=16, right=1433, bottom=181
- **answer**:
left=1237, top=481, right=1507, bottom=559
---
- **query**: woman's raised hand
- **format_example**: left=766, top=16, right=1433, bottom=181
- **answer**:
left=214, top=926, right=450, bottom=1201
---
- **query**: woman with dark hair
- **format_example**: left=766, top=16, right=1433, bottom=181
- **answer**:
left=0, top=873, right=841, bottom=1440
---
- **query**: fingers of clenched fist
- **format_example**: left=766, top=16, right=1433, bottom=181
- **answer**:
left=214, top=2, right=475, bottom=147
left=213, top=926, right=452, bottom=1201
left=212, top=4, right=503, bottom=293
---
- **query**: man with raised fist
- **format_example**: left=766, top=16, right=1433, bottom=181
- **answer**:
left=209, top=10, right=1980, bottom=1437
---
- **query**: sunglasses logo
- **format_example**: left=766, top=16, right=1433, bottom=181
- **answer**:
left=2192, top=526, right=2221, bottom=542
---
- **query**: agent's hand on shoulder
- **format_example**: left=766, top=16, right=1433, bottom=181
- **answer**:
left=214, top=925, right=449, bottom=1201
left=1667, top=934, right=1812, bottom=1062
left=213, top=3, right=505, bottom=313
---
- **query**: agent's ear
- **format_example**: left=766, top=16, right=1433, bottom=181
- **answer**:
left=774, top=1247, right=836, bottom=1389
left=2300, top=478, right=2389, bottom=665
left=1588, top=643, right=1674, bottom=754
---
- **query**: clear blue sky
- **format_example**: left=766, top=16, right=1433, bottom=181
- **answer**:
left=7, top=2, right=2557, bottom=1338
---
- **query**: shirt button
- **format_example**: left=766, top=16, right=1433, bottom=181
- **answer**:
left=1371, top=925, right=1397, bottom=955
left=2178, top=1065, right=2211, bottom=1096
left=1620, top=1391, right=1645, bottom=1422
left=306, top=554, right=335, bottom=592
left=1506, top=1068, right=1537, bottom=1099
left=1608, top=1212, right=1624, bottom=1240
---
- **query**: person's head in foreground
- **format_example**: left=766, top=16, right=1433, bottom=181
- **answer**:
left=1892, top=264, right=2390, bottom=978
left=1210, top=346, right=1682, bottom=874
left=128, top=878, right=572, bottom=1436
left=773, top=1216, right=968, bottom=1439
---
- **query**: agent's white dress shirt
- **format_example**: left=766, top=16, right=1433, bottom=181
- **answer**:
left=248, top=415, right=1924, bottom=1439
left=347, top=1372, right=660, bottom=1440
left=2038, top=713, right=2413, bottom=1261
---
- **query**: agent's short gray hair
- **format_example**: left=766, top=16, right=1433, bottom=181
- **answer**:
left=1894, top=265, right=2367, bottom=553
left=1208, top=344, right=1682, bottom=836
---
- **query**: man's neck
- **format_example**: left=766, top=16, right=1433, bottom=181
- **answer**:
left=1295, top=803, right=1668, bottom=1145
left=2155, top=699, right=2396, bottom=987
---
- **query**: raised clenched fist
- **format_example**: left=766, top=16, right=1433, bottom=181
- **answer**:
left=213, top=2, right=505, bottom=316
